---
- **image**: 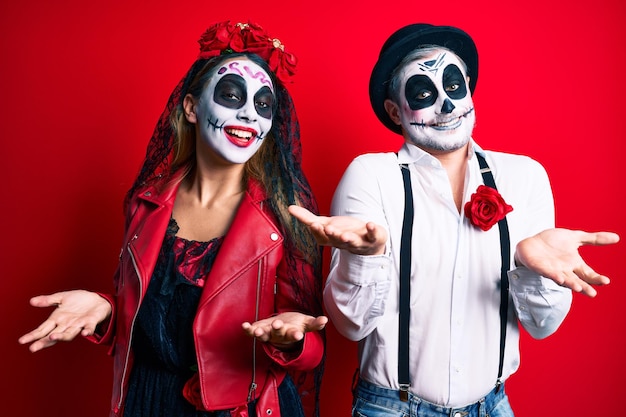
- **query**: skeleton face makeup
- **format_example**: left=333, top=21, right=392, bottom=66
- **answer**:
left=194, top=58, right=275, bottom=164
left=395, top=50, right=475, bottom=152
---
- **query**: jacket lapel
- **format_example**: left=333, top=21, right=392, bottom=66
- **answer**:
left=198, top=189, right=283, bottom=307
left=125, top=181, right=179, bottom=293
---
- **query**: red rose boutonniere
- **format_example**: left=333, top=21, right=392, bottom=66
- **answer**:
left=464, top=185, right=513, bottom=231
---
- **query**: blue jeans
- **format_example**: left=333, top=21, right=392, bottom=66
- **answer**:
left=352, top=379, right=514, bottom=417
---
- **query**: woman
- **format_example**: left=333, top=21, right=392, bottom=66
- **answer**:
left=19, top=20, right=327, bottom=417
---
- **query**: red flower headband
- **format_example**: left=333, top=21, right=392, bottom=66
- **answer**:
left=197, top=20, right=297, bottom=84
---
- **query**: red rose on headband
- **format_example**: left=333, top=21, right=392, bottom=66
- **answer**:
left=236, top=21, right=271, bottom=53
left=268, top=46, right=297, bottom=83
left=196, top=20, right=297, bottom=84
left=182, top=373, right=204, bottom=410
left=198, top=21, right=237, bottom=58
left=464, top=185, right=513, bottom=231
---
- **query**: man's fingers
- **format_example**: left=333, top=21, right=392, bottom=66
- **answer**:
left=574, top=263, right=610, bottom=286
left=574, top=279, right=597, bottom=298
left=309, top=223, right=330, bottom=244
left=579, top=231, right=620, bottom=246
left=288, top=205, right=317, bottom=224
left=558, top=269, right=601, bottom=298
left=551, top=261, right=611, bottom=296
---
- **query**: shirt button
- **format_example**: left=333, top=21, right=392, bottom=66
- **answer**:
left=511, top=273, right=519, bottom=280
left=270, top=233, right=279, bottom=241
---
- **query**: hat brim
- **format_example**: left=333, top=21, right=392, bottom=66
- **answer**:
left=369, top=24, right=478, bottom=134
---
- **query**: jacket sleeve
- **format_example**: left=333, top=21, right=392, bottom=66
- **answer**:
left=82, top=276, right=118, bottom=357
left=84, top=191, right=140, bottom=351
left=261, top=330, right=324, bottom=370
left=84, top=292, right=116, bottom=347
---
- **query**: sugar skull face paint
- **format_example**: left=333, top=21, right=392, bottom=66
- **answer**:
left=194, top=58, right=275, bottom=164
left=396, top=50, right=475, bottom=152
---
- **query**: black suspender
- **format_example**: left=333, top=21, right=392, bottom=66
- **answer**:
left=476, top=153, right=511, bottom=390
left=398, top=153, right=510, bottom=401
left=398, top=164, right=414, bottom=402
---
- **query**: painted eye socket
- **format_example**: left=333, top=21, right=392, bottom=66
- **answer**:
left=442, top=64, right=467, bottom=100
left=254, top=86, right=274, bottom=120
left=405, top=74, right=438, bottom=110
left=214, top=75, right=247, bottom=110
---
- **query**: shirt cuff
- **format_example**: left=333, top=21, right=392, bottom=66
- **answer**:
left=336, top=249, right=392, bottom=286
left=508, top=266, right=571, bottom=329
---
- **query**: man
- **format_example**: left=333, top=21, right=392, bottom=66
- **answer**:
left=289, top=23, right=619, bottom=416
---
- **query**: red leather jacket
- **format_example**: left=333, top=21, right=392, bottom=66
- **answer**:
left=93, top=178, right=324, bottom=417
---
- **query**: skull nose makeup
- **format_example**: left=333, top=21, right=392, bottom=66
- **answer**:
left=441, top=98, right=455, bottom=114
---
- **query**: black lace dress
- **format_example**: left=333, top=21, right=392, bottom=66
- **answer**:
left=122, top=218, right=303, bottom=417
left=123, top=217, right=225, bottom=417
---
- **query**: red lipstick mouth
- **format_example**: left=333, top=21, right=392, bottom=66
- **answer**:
left=225, top=126, right=258, bottom=147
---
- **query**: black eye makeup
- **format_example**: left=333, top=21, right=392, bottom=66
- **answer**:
left=213, top=74, right=247, bottom=109
left=254, top=86, right=274, bottom=120
left=442, top=64, right=467, bottom=100
left=213, top=74, right=275, bottom=120
left=405, top=74, right=438, bottom=110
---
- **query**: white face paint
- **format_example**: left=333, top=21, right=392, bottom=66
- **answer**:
left=194, top=58, right=275, bottom=164
left=396, top=50, right=475, bottom=152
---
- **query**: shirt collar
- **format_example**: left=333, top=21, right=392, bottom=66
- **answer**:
left=397, top=139, right=485, bottom=166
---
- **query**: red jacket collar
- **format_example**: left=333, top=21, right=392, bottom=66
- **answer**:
left=134, top=175, right=268, bottom=208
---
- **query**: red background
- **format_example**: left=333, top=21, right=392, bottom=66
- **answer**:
left=2, top=0, right=624, bottom=415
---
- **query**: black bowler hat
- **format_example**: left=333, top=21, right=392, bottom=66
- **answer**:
left=369, top=23, right=478, bottom=134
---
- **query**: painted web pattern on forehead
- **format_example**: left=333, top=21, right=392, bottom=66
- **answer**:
left=416, top=52, right=447, bottom=75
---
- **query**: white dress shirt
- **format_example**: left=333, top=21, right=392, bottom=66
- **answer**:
left=324, top=141, right=572, bottom=407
